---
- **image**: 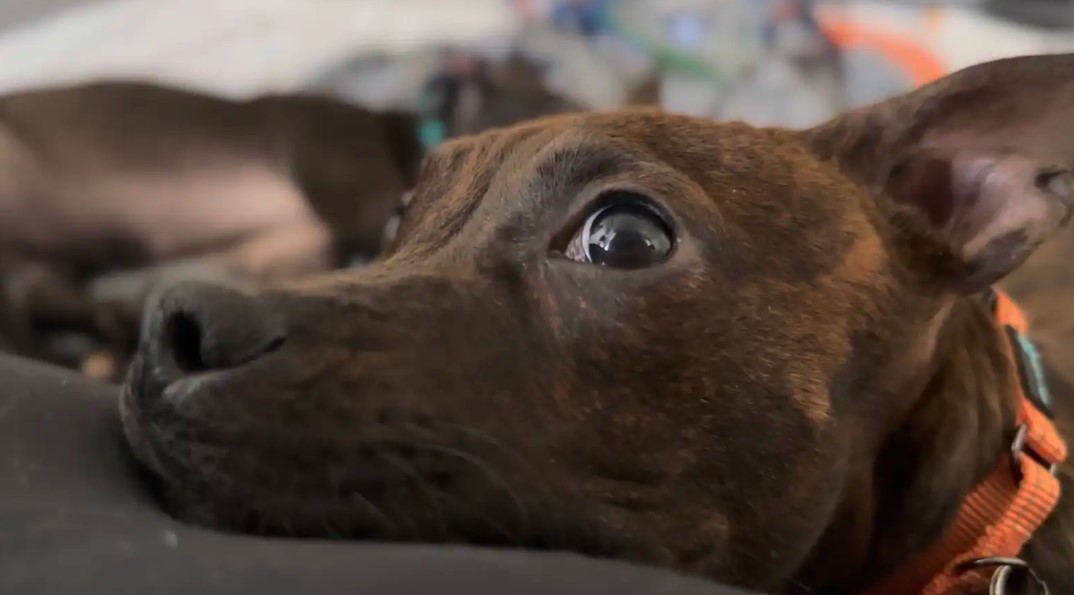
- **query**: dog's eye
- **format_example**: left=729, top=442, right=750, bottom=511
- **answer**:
left=565, top=198, right=673, bottom=269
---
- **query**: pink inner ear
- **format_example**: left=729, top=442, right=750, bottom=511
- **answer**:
left=887, top=148, right=1072, bottom=264
left=950, top=153, right=1053, bottom=260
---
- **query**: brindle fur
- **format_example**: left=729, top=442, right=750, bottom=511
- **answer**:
left=122, top=54, right=1074, bottom=593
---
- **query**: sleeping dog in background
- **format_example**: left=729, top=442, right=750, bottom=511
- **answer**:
left=0, top=81, right=421, bottom=378
left=423, top=49, right=585, bottom=139
left=0, top=60, right=582, bottom=380
left=121, top=53, right=1074, bottom=594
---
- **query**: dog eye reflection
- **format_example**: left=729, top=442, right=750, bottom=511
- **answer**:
left=565, top=200, right=674, bottom=269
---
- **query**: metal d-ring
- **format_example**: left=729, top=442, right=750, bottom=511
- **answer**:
left=1010, top=423, right=1060, bottom=479
left=956, top=556, right=1049, bottom=595
left=1011, top=423, right=1030, bottom=478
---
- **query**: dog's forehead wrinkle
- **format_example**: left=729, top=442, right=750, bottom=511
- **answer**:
left=416, top=127, right=646, bottom=270
left=402, top=127, right=552, bottom=260
left=408, top=140, right=537, bottom=268
left=405, top=145, right=495, bottom=256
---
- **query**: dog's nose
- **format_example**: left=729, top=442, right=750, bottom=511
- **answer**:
left=139, top=281, right=285, bottom=387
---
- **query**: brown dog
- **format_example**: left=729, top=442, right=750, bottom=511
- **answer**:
left=120, top=54, right=1074, bottom=594
left=0, top=81, right=425, bottom=372
left=425, top=50, right=584, bottom=139
left=0, top=68, right=584, bottom=378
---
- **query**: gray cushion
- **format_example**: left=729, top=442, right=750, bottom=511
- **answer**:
left=0, top=354, right=749, bottom=595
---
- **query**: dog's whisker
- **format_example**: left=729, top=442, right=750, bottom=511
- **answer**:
left=429, top=422, right=557, bottom=519
left=318, top=518, right=341, bottom=540
left=411, top=443, right=530, bottom=544
left=351, top=490, right=400, bottom=537
left=376, top=457, right=518, bottom=544
left=376, top=451, right=449, bottom=538
left=401, top=420, right=526, bottom=468
left=323, top=468, right=399, bottom=538
left=436, top=422, right=508, bottom=450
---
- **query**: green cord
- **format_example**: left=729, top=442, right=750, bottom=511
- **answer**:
left=603, top=7, right=728, bottom=85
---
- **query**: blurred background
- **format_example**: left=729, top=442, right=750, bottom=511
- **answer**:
left=1, top=0, right=1073, bottom=125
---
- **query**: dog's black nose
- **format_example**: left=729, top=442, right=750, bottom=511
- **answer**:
left=138, top=281, right=285, bottom=390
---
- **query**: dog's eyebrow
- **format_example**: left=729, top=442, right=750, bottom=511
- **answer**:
left=527, top=141, right=630, bottom=205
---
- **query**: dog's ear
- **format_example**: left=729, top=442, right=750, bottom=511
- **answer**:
left=806, top=53, right=1074, bottom=292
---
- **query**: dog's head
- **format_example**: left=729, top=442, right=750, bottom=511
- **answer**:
left=253, top=94, right=426, bottom=263
left=425, top=51, right=579, bottom=139
left=122, top=55, right=1074, bottom=591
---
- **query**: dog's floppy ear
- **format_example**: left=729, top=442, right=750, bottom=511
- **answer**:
left=806, top=53, right=1074, bottom=292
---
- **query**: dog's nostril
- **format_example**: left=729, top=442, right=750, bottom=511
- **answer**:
left=165, top=311, right=207, bottom=373
left=139, top=281, right=286, bottom=388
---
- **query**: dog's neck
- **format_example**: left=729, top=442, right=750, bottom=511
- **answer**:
left=796, top=295, right=1073, bottom=594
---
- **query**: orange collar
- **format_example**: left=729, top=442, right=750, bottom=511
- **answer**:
left=867, top=289, right=1067, bottom=595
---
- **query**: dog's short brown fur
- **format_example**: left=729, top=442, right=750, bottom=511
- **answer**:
left=0, top=81, right=423, bottom=265
left=122, top=54, right=1074, bottom=593
left=0, top=71, right=580, bottom=374
left=429, top=51, right=584, bottom=138
left=0, top=81, right=425, bottom=368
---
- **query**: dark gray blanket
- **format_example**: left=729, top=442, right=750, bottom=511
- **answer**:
left=0, top=354, right=748, bottom=595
